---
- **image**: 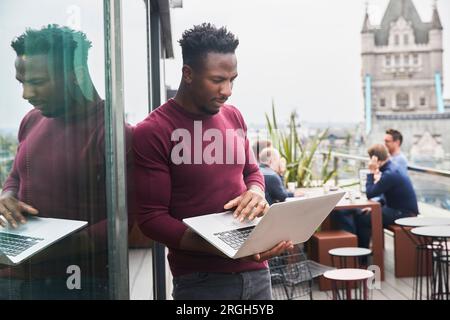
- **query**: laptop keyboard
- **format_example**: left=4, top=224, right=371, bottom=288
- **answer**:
left=0, top=232, right=43, bottom=257
left=214, top=226, right=255, bottom=250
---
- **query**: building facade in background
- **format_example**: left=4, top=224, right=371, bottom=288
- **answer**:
left=361, top=0, right=449, bottom=167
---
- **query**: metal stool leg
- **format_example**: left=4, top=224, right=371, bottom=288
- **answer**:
left=413, top=244, right=421, bottom=299
left=345, top=281, right=352, bottom=300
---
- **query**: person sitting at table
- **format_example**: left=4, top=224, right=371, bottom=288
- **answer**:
left=252, top=139, right=272, bottom=164
left=259, top=147, right=298, bottom=205
left=332, top=144, right=418, bottom=250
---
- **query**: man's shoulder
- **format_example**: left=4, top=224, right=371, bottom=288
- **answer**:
left=17, top=109, right=45, bottom=138
left=135, top=103, right=173, bottom=132
left=133, top=106, right=179, bottom=152
left=383, top=162, right=404, bottom=180
left=221, top=104, right=242, bottom=117
left=259, top=165, right=278, bottom=178
left=22, top=108, right=43, bottom=122
left=393, top=153, right=408, bottom=162
left=220, top=104, right=246, bottom=128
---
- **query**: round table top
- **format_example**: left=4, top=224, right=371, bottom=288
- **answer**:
left=411, top=226, right=450, bottom=238
left=395, top=217, right=450, bottom=227
left=328, top=247, right=372, bottom=257
left=323, top=268, right=374, bottom=281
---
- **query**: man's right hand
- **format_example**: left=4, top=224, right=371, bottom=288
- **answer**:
left=0, top=192, right=38, bottom=228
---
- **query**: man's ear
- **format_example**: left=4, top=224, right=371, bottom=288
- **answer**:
left=182, top=65, right=193, bottom=84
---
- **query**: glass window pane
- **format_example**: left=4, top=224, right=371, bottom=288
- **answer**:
left=0, top=0, right=125, bottom=299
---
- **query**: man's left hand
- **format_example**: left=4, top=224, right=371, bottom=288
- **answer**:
left=368, top=155, right=379, bottom=174
left=244, top=241, right=294, bottom=263
left=224, top=186, right=268, bottom=222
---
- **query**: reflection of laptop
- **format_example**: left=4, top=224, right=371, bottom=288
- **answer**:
left=0, top=217, right=87, bottom=266
left=183, top=191, right=345, bottom=259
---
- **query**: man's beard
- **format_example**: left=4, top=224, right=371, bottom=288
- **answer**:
left=199, top=104, right=220, bottom=115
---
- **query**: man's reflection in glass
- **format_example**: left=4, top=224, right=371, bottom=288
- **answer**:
left=0, top=24, right=132, bottom=299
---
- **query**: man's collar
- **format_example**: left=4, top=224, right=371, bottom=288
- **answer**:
left=379, top=159, right=391, bottom=172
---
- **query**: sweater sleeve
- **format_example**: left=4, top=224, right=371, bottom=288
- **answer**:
left=2, top=155, right=20, bottom=196
left=133, top=119, right=188, bottom=249
left=1, top=112, right=31, bottom=196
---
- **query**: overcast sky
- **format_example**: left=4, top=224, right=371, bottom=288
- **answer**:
left=0, top=0, right=449, bottom=129
left=164, top=0, right=450, bottom=127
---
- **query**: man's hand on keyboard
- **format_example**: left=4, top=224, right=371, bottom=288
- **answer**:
left=243, top=240, right=294, bottom=263
left=223, top=186, right=269, bottom=222
left=0, top=191, right=39, bottom=228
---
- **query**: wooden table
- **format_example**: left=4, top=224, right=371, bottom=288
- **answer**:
left=334, top=197, right=384, bottom=280
left=295, top=188, right=384, bottom=280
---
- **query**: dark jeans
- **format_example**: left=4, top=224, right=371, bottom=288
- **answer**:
left=331, top=207, right=414, bottom=249
left=172, top=268, right=272, bottom=300
left=0, top=277, right=109, bottom=300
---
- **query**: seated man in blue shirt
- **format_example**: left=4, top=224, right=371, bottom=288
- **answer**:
left=258, top=147, right=294, bottom=205
left=384, top=129, right=408, bottom=173
left=334, top=144, right=418, bottom=250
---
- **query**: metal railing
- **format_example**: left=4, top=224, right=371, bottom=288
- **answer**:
left=320, top=151, right=450, bottom=214
left=322, top=151, right=450, bottom=179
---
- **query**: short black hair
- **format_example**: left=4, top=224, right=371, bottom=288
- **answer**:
left=178, top=23, right=239, bottom=69
left=386, top=129, right=403, bottom=145
left=11, top=24, right=92, bottom=72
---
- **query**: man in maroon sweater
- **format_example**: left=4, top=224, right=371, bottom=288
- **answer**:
left=0, top=25, right=132, bottom=299
left=134, top=23, right=293, bottom=300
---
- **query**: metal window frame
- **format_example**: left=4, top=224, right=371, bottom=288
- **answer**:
left=103, top=0, right=130, bottom=300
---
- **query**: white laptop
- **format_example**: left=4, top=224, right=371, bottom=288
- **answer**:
left=0, top=216, right=87, bottom=266
left=183, top=191, right=345, bottom=259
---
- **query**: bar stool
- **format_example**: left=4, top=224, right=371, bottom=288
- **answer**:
left=395, top=217, right=450, bottom=300
left=323, top=268, right=374, bottom=300
left=328, top=247, right=372, bottom=269
left=411, top=226, right=450, bottom=300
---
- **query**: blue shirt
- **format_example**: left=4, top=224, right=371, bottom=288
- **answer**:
left=391, top=152, right=408, bottom=172
left=259, top=164, right=293, bottom=205
left=366, top=160, right=419, bottom=215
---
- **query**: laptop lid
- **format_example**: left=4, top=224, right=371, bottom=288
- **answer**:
left=184, top=191, right=345, bottom=259
left=0, top=217, right=88, bottom=266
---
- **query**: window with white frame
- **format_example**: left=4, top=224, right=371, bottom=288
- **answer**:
left=404, top=34, right=409, bottom=45
left=396, top=92, right=409, bottom=108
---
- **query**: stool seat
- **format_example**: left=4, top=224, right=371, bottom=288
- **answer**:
left=329, top=247, right=372, bottom=257
left=395, top=217, right=450, bottom=227
left=309, top=230, right=358, bottom=291
left=324, top=268, right=374, bottom=281
left=410, top=226, right=450, bottom=300
left=411, top=226, right=450, bottom=238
